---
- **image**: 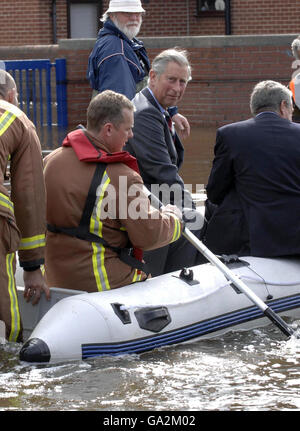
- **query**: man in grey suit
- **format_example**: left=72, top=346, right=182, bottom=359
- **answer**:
left=125, top=48, right=204, bottom=276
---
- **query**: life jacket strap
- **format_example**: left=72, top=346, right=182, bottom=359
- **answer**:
left=47, top=163, right=149, bottom=274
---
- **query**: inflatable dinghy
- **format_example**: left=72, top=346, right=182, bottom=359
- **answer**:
left=18, top=256, right=300, bottom=364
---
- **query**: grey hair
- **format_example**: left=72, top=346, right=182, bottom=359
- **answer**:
left=0, top=69, right=15, bottom=99
left=101, top=12, right=110, bottom=22
left=151, top=48, right=192, bottom=81
left=250, top=80, right=293, bottom=116
left=291, top=37, right=300, bottom=59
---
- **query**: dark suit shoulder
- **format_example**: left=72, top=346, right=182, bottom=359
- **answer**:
left=133, top=92, right=164, bottom=127
left=133, top=88, right=161, bottom=112
left=218, top=118, right=254, bottom=134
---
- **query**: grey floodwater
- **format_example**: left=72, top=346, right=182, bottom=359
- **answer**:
left=1, top=126, right=300, bottom=413
left=1, top=326, right=300, bottom=411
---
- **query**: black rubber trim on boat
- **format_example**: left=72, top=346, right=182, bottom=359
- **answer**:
left=111, top=303, right=132, bottom=325
left=135, top=306, right=171, bottom=333
left=19, top=338, right=51, bottom=363
left=220, top=255, right=250, bottom=269
left=179, top=268, right=200, bottom=285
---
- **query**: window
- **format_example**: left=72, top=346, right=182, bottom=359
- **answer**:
left=197, top=0, right=226, bottom=16
left=67, top=1, right=102, bottom=38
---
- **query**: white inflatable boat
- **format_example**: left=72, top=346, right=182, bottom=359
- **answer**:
left=17, top=255, right=300, bottom=364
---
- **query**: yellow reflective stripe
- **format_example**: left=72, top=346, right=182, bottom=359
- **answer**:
left=132, top=269, right=138, bottom=283
left=91, top=242, right=110, bottom=292
left=0, top=192, right=14, bottom=214
left=19, top=234, right=46, bottom=251
left=132, top=270, right=143, bottom=283
left=0, top=110, right=17, bottom=137
left=6, top=253, right=21, bottom=342
left=90, top=170, right=111, bottom=292
left=170, top=215, right=182, bottom=243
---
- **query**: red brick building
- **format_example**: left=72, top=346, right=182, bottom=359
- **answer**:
left=1, top=0, right=300, bottom=45
left=0, top=1, right=299, bottom=130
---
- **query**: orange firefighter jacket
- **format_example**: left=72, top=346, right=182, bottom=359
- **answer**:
left=289, top=75, right=300, bottom=123
left=0, top=100, right=46, bottom=268
left=44, top=129, right=183, bottom=292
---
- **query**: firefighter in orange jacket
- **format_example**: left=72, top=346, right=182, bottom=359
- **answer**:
left=0, top=70, right=50, bottom=342
left=289, top=37, right=300, bottom=123
left=288, top=74, right=300, bottom=123
left=44, top=90, right=183, bottom=292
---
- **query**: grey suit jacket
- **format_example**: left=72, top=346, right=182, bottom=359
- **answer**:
left=125, top=87, right=194, bottom=209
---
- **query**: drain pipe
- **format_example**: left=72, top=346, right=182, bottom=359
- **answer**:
left=52, top=0, right=57, bottom=44
left=225, top=0, right=231, bottom=35
left=186, top=0, right=190, bottom=35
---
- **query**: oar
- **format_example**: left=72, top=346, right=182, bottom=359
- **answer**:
left=0, top=320, right=6, bottom=340
left=182, top=227, right=295, bottom=338
left=146, top=189, right=295, bottom=339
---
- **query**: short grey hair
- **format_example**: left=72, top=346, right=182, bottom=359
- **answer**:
left=291, top=37, right=300, bottom=59
left=101, top=12, right=111, bottom=22
left=151, top=48, right=192, bottom=82
left=0, top=69, right=15, bottom=99
left=250, top=80, right=293, bottom=116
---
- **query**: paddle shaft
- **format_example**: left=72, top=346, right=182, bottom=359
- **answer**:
left=0, top=320, right=5, bottom=340
left=183, top=227, right=294, bottom=338
left=145, top=187, right=294, bottom=338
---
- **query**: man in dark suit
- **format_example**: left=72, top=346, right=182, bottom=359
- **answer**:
left=203, top=80, right=300, bottom=257
left=125, top=48, right=204, bottom=276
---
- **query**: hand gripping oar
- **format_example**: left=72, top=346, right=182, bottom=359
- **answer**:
left=146, top=189, right=295, bottom=339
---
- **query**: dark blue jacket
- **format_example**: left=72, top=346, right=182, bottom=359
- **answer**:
left=87, top=20, right=150, bottom=100
left=204, top=112, right=300, bottom=257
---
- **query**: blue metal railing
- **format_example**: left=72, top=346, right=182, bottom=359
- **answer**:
left=4, top=58, right=68, bottom=128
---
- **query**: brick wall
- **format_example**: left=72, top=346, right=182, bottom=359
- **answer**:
left=102, top=0, right=300, bottom=37
left=231, top=0, right=300, bottom=34
left=138, top=0, right=226, bottom=36
left=140, top=35, right=296, bottom=127
left=0, top=1, right=300, bottom=46
left=0, top=0, right=69, bottom=45
left=1, top=35, right=294, bottom=129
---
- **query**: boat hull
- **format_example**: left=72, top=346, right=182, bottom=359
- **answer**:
left=18, top=256, right=300, bottom=363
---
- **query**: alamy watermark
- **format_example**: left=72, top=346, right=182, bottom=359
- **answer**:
left=97, top=176, right=205, bottom=231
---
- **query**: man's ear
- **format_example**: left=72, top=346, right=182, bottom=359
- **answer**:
left=279, top=100, right=286, bottom=115
left=279, top=99, right=293, bottom=120
left=149, top=69, right=156, bottom=83
left=6, top=89, right=15, bottom=104
left=103, top=122, right=113, bottom=136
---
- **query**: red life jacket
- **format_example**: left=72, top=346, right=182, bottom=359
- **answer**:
left=50, top=128, right=146, bottom=271
left=62, top=128, right=140, bottom=173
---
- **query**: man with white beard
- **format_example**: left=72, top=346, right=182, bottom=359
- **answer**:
left=87, top=0, right=150, bottom=101
left=87, top=0, right=190, bottom=138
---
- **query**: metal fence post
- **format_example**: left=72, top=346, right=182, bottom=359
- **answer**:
left=55, top=58, right=68, bottom=128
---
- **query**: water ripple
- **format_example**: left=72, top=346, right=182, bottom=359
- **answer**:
left=1, top=325, right=300, bottom=411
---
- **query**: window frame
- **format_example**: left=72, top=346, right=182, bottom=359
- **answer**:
left=67, top=0, right=103, bottom=38
left=196, top=0, right=226, bottom=17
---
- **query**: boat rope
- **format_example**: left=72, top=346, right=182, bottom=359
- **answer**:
left=240, top=275, right=300, bottom=286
